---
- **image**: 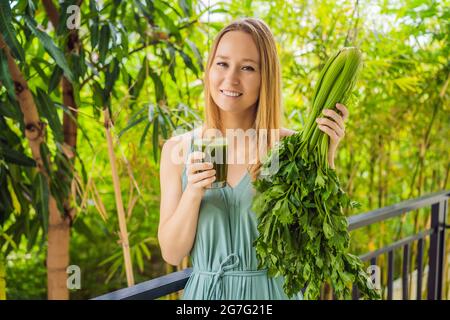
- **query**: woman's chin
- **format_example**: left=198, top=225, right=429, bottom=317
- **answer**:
left=217, top=104, right=244, bottom=113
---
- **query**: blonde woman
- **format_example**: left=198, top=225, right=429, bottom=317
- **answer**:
left=158, top=18, right=349, bottom=300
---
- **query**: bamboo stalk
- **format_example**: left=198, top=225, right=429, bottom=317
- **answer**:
left=0, top=33, right=70, bottom=300
left=104, top=109, right=135, bottom=286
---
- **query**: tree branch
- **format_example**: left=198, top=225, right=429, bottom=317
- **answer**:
left=42, top=0, right=60, bottom=28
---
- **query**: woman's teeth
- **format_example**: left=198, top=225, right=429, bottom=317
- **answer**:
left=220, top=89, right=242, bottom=97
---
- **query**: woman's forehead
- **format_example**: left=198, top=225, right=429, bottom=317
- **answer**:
left=215, top=31, right=260, bottom=63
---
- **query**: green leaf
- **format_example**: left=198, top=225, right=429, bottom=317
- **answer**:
left=323, top=221, right=334, bottom=239
left=139, top=121, right=151, bottom=149
left=155, top=7, right=179, bottom=38
left=98, top=24, right=111, bottom=64
left=167, top=46, right=176, bottom=82
left=134, top=0, right=154, bottom=25
left=314, top=171, right=326, bottom=188
left=92, top=81, right=105, bottom=108
left=23, top=16, right=74, bottom=82
left=120, top=115, right=147, bottom=138
left=0, top=99, right=21, bottom=121
left=30, top=58, right=49, bottom=83
left=303, top=262, right=311, bottom=279
left=178, top=0, right=192, bottom=16
left=119, top=104, right=149, bottom=137
left=34, top=172, right=49, bottom=234
left=185, top=39, right=203, bottom=71
left=135, top=245, right=144, bottom=272
left=48, top=66, right=63, bottom=94
left=0, top=1, right=25, bottom=62
left=277, top=199, right=293, bottom=225
left=149, top=67, right=165, bottom=103
left=0, top=142, right=36, bottom=167
left=152, top=116, right=159, bottom=163
left=177, top=49, right=198, bottom=76
left=130, top=58, right=147, bottom=102
left=39, top=144, right=51, bottom=175
left=0, top=48, right=15, bottom=99
left=104, top=58, right=120, bottom=101
left=90, top=0, right=100, bottom=48
left=35, top=87, right=63, bottom=142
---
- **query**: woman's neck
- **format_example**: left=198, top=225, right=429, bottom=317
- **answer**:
left=218, top=105, right=257, bottom=132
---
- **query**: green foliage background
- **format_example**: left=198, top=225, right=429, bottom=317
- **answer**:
left=0, top=0, right=448, bottom=299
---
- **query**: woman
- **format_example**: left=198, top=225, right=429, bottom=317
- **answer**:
left=158, top=18, right=349, bottom=300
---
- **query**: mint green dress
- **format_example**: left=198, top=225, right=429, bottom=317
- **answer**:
left=181, top=130, right=303, bottom=300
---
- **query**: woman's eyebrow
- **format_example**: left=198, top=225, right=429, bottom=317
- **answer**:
left=215, top=55, right=259, bottom=64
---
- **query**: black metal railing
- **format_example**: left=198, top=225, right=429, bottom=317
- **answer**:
left=93, top=190, right=449, bottom=300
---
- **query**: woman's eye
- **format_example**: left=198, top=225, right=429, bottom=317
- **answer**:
left=242, top=66, right=255, bottom=71
left=216, top=62, right=227, bottom=67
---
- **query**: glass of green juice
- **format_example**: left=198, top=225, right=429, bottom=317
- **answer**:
left=193, top=137, right=228, bottom=188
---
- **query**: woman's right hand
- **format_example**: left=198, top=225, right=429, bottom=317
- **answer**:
left=185, top=151, right=216, bottom=197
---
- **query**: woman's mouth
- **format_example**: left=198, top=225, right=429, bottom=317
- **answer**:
left=220, top=89, right=243, bottom=98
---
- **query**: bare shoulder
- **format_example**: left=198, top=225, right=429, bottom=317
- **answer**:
left=280, top=127, right=298, bottom=138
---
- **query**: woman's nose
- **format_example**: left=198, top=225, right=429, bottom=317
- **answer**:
left=225, top=68, right=240, bottom=85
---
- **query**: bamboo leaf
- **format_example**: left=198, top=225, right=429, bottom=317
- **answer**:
left=0, top=48, right=15, bottom=99
left=0, top=142, right=36, bottom=167
left=98, top=24, right=111, bottom=64
left=0, top=171, right=13, bottom=224
left=178, top=0, right=192, bottom=17
left=30, top=58, right=49, bottom=83
left=148, top=67, right=165, bottom=103
left=185, top=39, right=203, bottom=71
left=35, top=88, right=63, bottom=142
left=130, top=58, right=147, bottom=102
left=34, top=172, right=49, bottom=234
left=92, top=81, right=105, bottom=108
left=26, top=221, right=40, bottom=251
left=139, top=121, right=151, bottom=149
left=152, top=116, right=159, bottom=163
left=119, top=116, right=147, bottom=138
left=155, top=7, right=179, bottom=38
left=0, top=99, right=21, bottom=121
left=167, top=46, right=176, bottom=82
left=0, top=1, right=25, bottom=62
left=104, top=58, right=120, bottom=101
left=135, top=245, right=144, bottom=272
left=176, top=48, right=198, bottom=76
left=23, top=16, right=74, bottom=82
left=48, top=66, right=63, bottom=94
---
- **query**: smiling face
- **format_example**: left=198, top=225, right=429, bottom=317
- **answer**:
left=209, top=31, right=261, bottom=115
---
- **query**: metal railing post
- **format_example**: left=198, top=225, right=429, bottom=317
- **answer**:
left=427, top=200, right=447, bottom=300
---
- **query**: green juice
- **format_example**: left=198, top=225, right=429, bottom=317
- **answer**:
left=193, top=137, right=228, bottom=188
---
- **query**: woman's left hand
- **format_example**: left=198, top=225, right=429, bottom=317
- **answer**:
left=315, top=103, right=349, bottom=169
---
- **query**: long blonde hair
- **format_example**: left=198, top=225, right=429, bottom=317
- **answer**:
left=203, top=18, right=282, bottom=181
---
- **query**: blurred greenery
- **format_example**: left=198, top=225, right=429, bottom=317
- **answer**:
left=0, top=0, right=448, bottom=299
